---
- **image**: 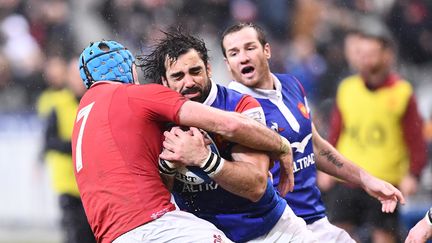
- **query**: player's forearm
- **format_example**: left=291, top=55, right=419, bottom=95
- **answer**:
left=212, top=160, right=267, bottom=202
left=314, top=143, right=361, bottom=184
left=313, top=124, right=364, bottom=186
left=178, top=101, right=289, bottom=155
left=328, top=105, right=343, bottom=146
left=225, top=112, right=289, bottom=154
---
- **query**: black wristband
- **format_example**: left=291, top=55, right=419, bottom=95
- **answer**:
left=158, top=158, right=176, bottom=175
left=426, top=207, right=432, bottom=226
left=200, top=152, right=225, bottom=177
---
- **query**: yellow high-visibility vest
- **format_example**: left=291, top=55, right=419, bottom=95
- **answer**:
left=37, top=89, right=80, bottom=196
left=336, top=75, right=412, bottom=185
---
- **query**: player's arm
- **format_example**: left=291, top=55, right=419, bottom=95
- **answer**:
left=134, top=84, right=288, bottom=154
left=135, top=85, right=291, bottom=169
left=178, top=101, right=288, bottom=154
left=312, top=123, right=405, bottom=212
left=177, top=100, right=294, bottom=195
left=160, top=127, right=270, bottom=202
left=405, top=207, right=432, bottom=243
left=213, top=144, right=270, bottom=202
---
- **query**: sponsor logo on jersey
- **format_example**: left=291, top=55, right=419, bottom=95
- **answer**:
left=150, top=208, right=170, bottom=219
left=291, top=133, right=312, bottom=153
left=213, top=234, right=223, bottom=243
left=175, top=134, right=220, bottom=189
left=297, top=102, right=310, bottom=119
left=242, top=107, right=266, bottom=125
left=270, top=121, right=285, bottom=133
left=175, top=169, right=205, bottom=184
left=181, top=181, right=219, bottom=192
left=293, top=153, right=315, bottom=173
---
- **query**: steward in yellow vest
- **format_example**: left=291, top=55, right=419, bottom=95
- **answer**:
left=37, top=56, right=95, bottom=243
left=332, top=73, right=425, bottom=185
left=37, top=88, right=80, bottom=197
left=326, top=27, right=427, bottom=243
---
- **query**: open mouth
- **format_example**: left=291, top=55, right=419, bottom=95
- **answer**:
left=241, top=66, right=255, bottom=75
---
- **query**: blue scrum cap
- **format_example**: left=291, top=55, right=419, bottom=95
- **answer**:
left=79, top=40, right=135, bottom=89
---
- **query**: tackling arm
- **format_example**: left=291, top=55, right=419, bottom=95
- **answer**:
left=178, top=101, right=290, bottom=155
left=177, top=100, right=294, bottom=195
left=160, top=127, right=271, bottom=201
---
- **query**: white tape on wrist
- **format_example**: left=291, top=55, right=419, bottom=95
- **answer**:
left=280, top=136, right=291, bottom=154
left=200, top=151, right=225, bottom=178
left=158, top=158, right=177, bottom=176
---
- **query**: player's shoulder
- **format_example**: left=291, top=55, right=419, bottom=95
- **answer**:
left=217, top=83, right=243, bottom=96
left=127, top=83, right=182, bottom=99
left=275, top=73, right=302, bottom=87
left=213, top=83, right=261, bottom=114
left=216, top=83, right=249, bottom=103
left=274, top=73, right=297, bottom=82
left=274, top=73, right=306, bottom=96
left=220, top=83, right=258, bottom=100
left=128, top=83, right=165, bottom=91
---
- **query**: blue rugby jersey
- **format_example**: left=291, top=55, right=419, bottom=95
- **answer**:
left=172, top=82, right=287, bottom=242
left=229, top=73, right=326, bottom=224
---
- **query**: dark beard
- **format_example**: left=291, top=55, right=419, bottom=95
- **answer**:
left=184, top=79, right=211, bottom=103
left=197, top=80, right=212, bottom=103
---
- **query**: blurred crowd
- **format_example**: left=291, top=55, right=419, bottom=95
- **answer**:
left=1, top=0, right=432, bottom=115
left=1, top=0, right=432, bottom=241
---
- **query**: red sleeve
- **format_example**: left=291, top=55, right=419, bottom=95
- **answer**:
left=402, top=95, right=427, bottom=178
left=235, top=95, right=261, bottom=113
left=128, top=84, right=187, bottom=123
left=328, top=104, right=343, bottom=146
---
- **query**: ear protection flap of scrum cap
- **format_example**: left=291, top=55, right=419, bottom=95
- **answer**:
left=78, top=40, right=135, bottom=89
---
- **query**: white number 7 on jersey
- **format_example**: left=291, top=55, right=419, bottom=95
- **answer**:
left=75, top=102, right=95, bottom=173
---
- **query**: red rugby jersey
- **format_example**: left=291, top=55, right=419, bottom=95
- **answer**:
left=71, top=82, right=187, bottom=243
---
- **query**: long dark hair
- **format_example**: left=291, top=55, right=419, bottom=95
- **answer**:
left=136, top=28, right=209, bottom=84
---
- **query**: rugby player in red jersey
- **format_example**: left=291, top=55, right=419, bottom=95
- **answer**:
left=72, top=40, right=294, bottom=243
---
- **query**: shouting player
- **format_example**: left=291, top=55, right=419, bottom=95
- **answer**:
left=138, top=30, right=318, bottom=242
left=222, top=22, right=405, bottom=242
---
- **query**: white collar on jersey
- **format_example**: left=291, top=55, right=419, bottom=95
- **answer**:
left=202, top=80, right=218, bottom=106
left=229, top=74, right=302, bottom=133
left=228, top=73, right=282, bottom=100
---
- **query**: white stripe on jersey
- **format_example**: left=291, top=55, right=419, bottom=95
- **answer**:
left=229, top=74, right=301, bottom=133
left=269, top=97, right=300, bottom=133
